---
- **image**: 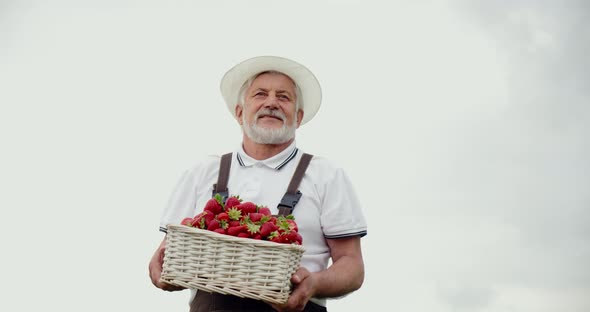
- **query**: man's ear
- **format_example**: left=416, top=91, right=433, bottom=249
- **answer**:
left=296, top=109, right=304, bottom=128
left=235, top=104, right=244, bottom=125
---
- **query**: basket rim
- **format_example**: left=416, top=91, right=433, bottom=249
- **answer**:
left=166, top=224, right=306, bottom=252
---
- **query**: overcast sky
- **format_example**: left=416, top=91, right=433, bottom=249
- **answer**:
left=1, top=0, right=588, bottom=311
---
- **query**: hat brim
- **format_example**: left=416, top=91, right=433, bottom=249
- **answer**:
left=220, top=56, right=322, bottom=125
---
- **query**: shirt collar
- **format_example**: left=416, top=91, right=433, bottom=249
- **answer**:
left=236, top=140, right=299, bottom=170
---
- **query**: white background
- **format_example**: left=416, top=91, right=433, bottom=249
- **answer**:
left=1, top=0, right=588, bottom=311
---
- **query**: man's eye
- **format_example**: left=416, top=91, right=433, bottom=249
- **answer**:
left=278, top=95, right=290, bottom=100
left=254, top=92, right=266, bottom=97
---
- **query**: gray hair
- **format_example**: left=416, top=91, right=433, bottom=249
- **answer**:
left=237, top=70, right=302, bottom=111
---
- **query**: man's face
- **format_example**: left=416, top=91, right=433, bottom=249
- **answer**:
left=239, top=72, right=301, bottom=128
left=236, top=72, right=304, bottom=144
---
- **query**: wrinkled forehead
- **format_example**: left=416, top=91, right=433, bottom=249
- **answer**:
left=249, top=71, right=297, bottom=90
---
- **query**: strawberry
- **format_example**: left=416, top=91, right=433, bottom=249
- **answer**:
left=213, top=228, right=226, bottom=235
left=270, top=235, right=283, bottom=243
left=268, top=230, right=281, bottom=242
left=192, top=211, right=213, bottom=229
left=226, top=207, right=242, bottom=221
left=217, top=212, right=229, bottom=222
left=276, top=216, right=292, bottom=232
left=286, top=219, right=298, bottom=232
left=284, top=231, right=301, bottom=244
left=294, top=232, right=303, bottom=244
left=225, top=195, right=242, bottom=209
left=237, top=232, right=251, bottom=238
left=195, top=194, right=302, bottom=244
left=245, top=221, right=261, bottom=235
left=207, top=219, right=220, bottom=231
left=227, top=225, right=247, bottom=236
left=180, top=217, right=193, bottom=226
left=260, top=222, right=278, bottom=238
left=204, top=194, right=224, bottom=214
left=228, top=220, right=241, bottom=228
left=249, top=212, right=263, bottom=223
left=191, top=211, right=205, bottom=223
left=193, top=217, right=205, bottom=229
left=203, top=211, right=215, bottom=227
left=219, top=219, right=229, bottom=230
left=237, top=202, right=257, bottom=214
left=257, top=206, right=272, bottom=216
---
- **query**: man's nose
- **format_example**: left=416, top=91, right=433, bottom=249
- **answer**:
left=263, top=94, right=280, bottom=109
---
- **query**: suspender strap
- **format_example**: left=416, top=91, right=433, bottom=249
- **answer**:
left=212, top=153, right=232, bottom=201
left=277, top=153, right=313, bottom=216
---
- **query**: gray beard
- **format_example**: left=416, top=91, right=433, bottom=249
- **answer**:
left=242, top=109, right=297, bottom=144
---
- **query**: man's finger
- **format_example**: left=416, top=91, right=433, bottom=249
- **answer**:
left=291, top=267, right=310, bottom=285
left=158, top=280, right=185, bottom=292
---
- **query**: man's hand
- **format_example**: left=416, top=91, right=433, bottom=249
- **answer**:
left=271, top=267, right=317, bottom=312
left=149, top=237, right=185, bottom=292
left=271, top=236, right=364, bottom=311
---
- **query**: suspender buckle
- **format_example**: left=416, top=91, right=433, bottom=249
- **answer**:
left=277, top=191, right=302, bottom=216
left=212, top=185, right=229, bottom=204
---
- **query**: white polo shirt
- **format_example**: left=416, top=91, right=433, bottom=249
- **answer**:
left=159, top=140, right=367, bottom=307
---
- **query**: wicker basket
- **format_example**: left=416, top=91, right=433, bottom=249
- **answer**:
left=160, top=224, right=305, bottom=304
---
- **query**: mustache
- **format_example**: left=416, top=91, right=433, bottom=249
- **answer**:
left=255, top=109, right=286, bottom=121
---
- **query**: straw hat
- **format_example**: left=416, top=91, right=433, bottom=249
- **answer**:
left=220, top=56, right=322, bottom=125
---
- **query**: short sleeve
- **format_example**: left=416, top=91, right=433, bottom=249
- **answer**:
left=158, top=169, right=199, bottom=233
left=320, top=167, right=367, bottom=239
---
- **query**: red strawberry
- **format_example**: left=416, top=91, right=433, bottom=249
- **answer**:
left=270, top=235, right=283, bottom=243
left=237, top=232, right=251, bottom=238
left=226, top=207, right=242, bottom=221
left=228, top=220, right=241, bottom=228
left=180, top=217, right=193, bottom=226
left=217, top=212, right=229, bottom=222
left=286, top=219, right=298, bottom=232
left=253, top=233, right=262, bottom=240
left=203, top=212, right=215, bottom=226
left=225, top=195, right=242, bottom=209
left=191, top=211, right=205, bottom=222
left=227, top=225, right=247, bottom=236
left=260, top=222, right=278, bottom=238
left=249, top=212, right=263, bottom=223
left=284, top=231, right=301, bottom=244
left=294, top=232, right=303, bottom=244
left=237, top=202, right=257, bottom=214
left=268, top=230, right=281, bottom=243
left=213, top=228, right=226, bottom=235
left=245, top=221, right=261, bottom=235
left=276, top=216, right=292, bottom=232
left=204, top=195, right=224, bottom=214
left=192, top=218, right=205, bottom=229
left=258, top=206, right=272, bottom=216
left=207, top=219, right=220, bottom=231
left=219, top=219, right=229, bottom=230
left=192, top=211, right=212, bottom=229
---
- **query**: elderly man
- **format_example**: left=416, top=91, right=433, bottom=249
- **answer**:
left=149, top=56, right=367, bottom=312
